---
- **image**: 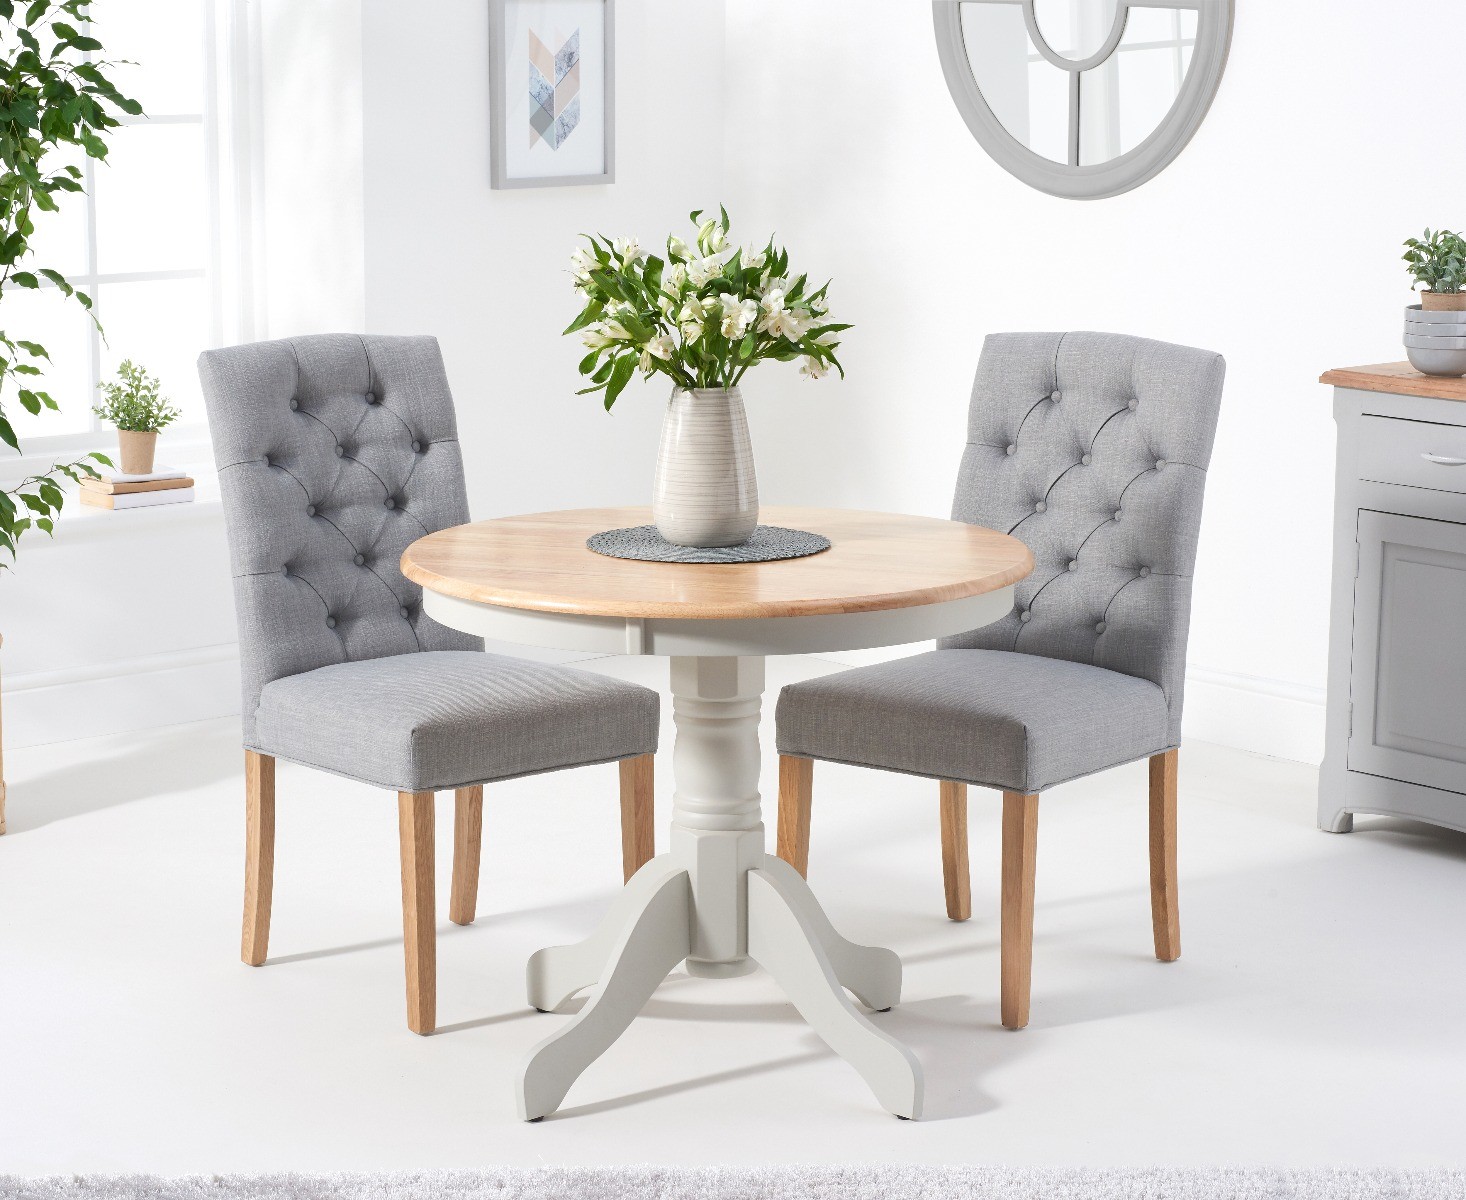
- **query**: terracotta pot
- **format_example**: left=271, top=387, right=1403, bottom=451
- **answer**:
left=116, top=429, right=158, bottom=475
left=1420, top=291, right=1466, bottom=312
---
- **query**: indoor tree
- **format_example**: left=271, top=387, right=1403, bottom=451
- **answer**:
left=1, top=0, right=138, bottom=565
left=1, top=0, right=139, bottom=833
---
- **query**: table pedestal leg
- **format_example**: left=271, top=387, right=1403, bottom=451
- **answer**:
left=516, top=655, right=923, bottom=1120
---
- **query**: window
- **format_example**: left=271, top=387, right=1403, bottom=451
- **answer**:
left=11, top=0, right=216, bottom=448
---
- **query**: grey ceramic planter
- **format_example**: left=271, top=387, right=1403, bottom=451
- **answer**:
left=1404, top=305, right=1466, bottom=376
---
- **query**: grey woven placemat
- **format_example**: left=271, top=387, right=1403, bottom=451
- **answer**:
left=587, top=523, right=830, bottom=564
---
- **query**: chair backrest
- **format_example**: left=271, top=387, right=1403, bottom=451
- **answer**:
left=941, top=331, right=1225, bottom=742
left=199, top=333, right=480, bottom=741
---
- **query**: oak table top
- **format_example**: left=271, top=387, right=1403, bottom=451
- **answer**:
left=1320, top=362, right=1466, bottom=403
left=399, top=505, right=1034, bottom=621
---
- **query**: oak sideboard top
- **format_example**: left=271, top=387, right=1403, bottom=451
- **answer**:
left=1321, top=362, right=1466, bottom=402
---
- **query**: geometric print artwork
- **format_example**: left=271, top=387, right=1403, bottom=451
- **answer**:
left=528, top=27, right=581, bottom=149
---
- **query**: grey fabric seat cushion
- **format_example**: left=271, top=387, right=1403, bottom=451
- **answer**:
left=252, top=650, right=660, bottom=793
left=776, top=649, right=1169, bottom=794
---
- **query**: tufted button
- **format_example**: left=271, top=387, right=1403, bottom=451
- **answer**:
left=399, top=605, right=411, bottom=619
left=1155, top=458, right=1166, bottom=470
left=334, top=444, right=345, bottom=457
left=353, top=553, right=365, bottom=566
left=1050, top=389, right=1062, bottom=402
left=324, top=616, right=337, bottom=629
left=1095, top=620, right=1107, bottom=634
left=261, top=454, right=271, bottom=467
left=1139, top=566, right=1151, bottom=578
left=1128, top=398, right=1139, bottom=411
left=1113, top=508, right=1122, bottom=520
left=411, top=440, right=423, bottom=454
left=384, top=496, right=397, bottom=510
left=1081, top=453, right=1093, bottom=466
left=1005, top=444, right=1016, bottom=456
left=365, top=391, right=378, bottom=405
left=289, top=398, right=299, bottom=411
left=1067, top=559, right=1078, bottom=572
left=305, top=504, right=316, bottom=517
left=1034, top=500, right=1047, bottom=513
left=1019, top=608, right=1032, bottom=622
left=281, top=566, right=290, bottom=578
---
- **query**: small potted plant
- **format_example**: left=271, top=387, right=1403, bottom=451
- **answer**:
left=93, top=360, right=182, bottom=474
left=566, top=207, right=848, bottom=547
left=1402, top=230, right=1466, bottom=377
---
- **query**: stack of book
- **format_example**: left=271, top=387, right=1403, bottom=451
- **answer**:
left=79, top=467, right=195, bottom=510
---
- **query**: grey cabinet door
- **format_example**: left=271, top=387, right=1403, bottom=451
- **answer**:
left=1349, top=509, right=1466, bottom=794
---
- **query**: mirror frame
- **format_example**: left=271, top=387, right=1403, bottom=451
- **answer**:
left=932, top=0, right=1234, bottom=200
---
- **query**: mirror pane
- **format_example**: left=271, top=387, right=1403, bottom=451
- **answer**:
left=1078, top=34, right=1193, bottom=164
left=960, top=2, right=1069, bottom=164
left=1032, top=0, right=1119, bottom=60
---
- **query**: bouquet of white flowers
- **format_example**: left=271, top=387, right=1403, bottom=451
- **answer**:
left=565, top=206, right=849, bottom=410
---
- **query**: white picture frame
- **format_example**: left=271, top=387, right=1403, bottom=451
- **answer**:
left=489, top=0, right=616, bottom=189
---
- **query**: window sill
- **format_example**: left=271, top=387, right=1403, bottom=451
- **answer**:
left=27, top=474, right=224, bottom=548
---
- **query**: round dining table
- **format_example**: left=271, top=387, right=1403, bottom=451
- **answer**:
left=401, top=505, right=1032, bottom=1120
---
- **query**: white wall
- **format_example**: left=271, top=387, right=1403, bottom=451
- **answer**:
left=719, top=0, right=1466, bottom=762
left=358, top=0, right=725, bottom=522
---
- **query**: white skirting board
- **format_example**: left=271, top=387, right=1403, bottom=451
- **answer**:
left=1, top=640, right=601, bottom=750
left=4, top=643, right=1325, bottom=763
left=815, top=648, right=1326, bottom=766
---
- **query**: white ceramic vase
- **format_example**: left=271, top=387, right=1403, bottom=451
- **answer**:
left=652, top=387, right=759, bottom=547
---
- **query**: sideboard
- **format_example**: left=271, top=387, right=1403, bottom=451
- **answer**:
left=1320, top=362, right=1466, bottom=835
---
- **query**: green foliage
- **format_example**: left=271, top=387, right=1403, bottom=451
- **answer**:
left=565, top=206, right=850, bottom=411
left=1403, top=228, right=1466, bottom=296
left=94, top=358, right=179, bottom=432
left=0, top=0, right=137, bottom=568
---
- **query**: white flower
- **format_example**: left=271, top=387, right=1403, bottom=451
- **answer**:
left=809, top=296, right=829, bottom=317
left=719, top=293, right=758, bottom=339
left=664, top=262, right=687, bottom=292
left=639, top=349, right=653, bottom=373
left=697, top=217, right=727, bottom=253
left=667, top=236, right=690, bottom=261
left=743, top=245, right=767, bottom=270
left=814, top=329, right=840, bottom=346
left=603, top=319, right=633, bottom=342
left=569, top=246, right=596, bottom=282
left=681, top=320, right=703, bottom=343
left=758, top=306, right=802, bottom=340
left=646, top=333, right=674, bottom=360
left=613, top=236, right=644, bottom=265
left=687, top=254, right=726, bottom=288
left=759, top=287, right=786, bottom=316
left=679, top=295, right=708, bottom=324
left=799, top=355, right=829, bottom=380
left=580, top=323, right=614, bottom=351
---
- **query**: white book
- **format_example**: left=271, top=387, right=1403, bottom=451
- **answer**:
left=98, top=465, right=187, bottom=484
left=81, top=486, right=196, bottom=511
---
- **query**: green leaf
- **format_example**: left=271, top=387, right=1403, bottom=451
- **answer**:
left=24, top=0, right=46, bottom=25
left=602, top=354, right=637, bottom=410
left=11, top=271, right=40, bottom=288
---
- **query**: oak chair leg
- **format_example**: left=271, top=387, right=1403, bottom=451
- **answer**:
left=449, top=785, right=483, bottom=926
left=1000, top=791, right=1039, bottom=1030
left=618, top=754, right=656, bottom=882
left=241, top=751, right=276, bottom=966
left=776, top=755, right=814, bottom=878
left=398, top=790, right=436, bottom=1035
left=939, top=780, right=971, bottom=921
left=1149, top=748, right=1181, bottom=962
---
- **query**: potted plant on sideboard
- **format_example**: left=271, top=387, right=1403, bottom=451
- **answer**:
left=0, top=0, right=137, bottom=833
left=93, top=360, right=181, bottom=475
left=566, top=207, right=848, bottom=548
left=1402, top=228, right=1466, bottom=378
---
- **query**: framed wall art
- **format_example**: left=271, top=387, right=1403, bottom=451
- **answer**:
left=489, top=0, right=615, bottom=188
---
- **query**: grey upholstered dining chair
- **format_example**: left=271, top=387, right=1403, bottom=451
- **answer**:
left=774, top=331, right=1225, bottom=1030
left=199, top=333, right=661, bottom=1036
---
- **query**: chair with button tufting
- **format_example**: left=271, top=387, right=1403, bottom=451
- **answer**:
left=773, top=331, right=1225, bottom=1029
left=198, top=333, right=661, bottom=1035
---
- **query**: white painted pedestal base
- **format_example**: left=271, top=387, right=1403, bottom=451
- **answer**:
left=517, top=656, right=923, bottom=1121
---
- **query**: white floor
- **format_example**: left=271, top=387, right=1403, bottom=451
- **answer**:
left=3, top=654, right=1465, bottom=1175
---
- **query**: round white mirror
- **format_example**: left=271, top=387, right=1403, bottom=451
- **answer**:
left=933, top=0, right=1233, bottom=199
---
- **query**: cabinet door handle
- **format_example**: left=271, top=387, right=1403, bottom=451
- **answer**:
left=1420, top=452, right=1466, bottom=466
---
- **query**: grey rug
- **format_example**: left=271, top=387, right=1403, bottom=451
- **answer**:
left=3, top=1168, right=1463, bottom=1200
left=586, top=524, right=831, bottom=563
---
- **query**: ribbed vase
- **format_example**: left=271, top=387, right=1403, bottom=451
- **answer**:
left=653, top=387, right=759, bottom=547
